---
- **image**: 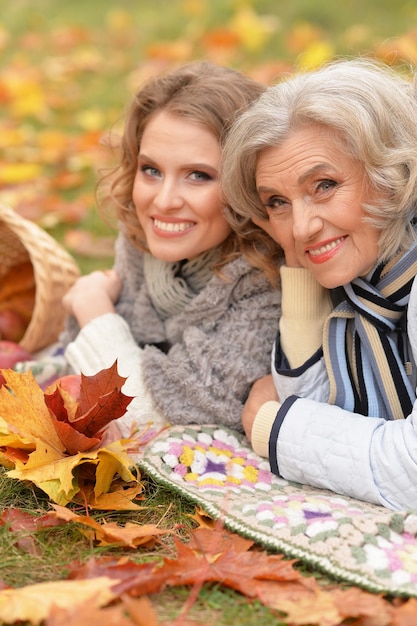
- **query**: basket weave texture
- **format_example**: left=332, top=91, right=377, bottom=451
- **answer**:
left=0, top=203, right=80, bottom=353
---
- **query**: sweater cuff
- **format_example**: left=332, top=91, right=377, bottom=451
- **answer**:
left=64, top=313, right=140, bottom=376
left=251, top=400, right=281, bottom=458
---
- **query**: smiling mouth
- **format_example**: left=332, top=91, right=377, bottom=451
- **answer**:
left=153, top=218, right=194, bottom=233
left=307, top=236, right=346, bottom=256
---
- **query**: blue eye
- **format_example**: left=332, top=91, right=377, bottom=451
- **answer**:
left=141, top=165, right=160, bottom=177
left=190, top=171, right=212, bottom=182
left=317, top=179, right=337, bottom=192
left=265, top=196, right=287, bottom=210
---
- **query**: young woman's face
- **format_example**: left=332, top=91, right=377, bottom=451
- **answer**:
left=255, top=124, right=381, bottom=288
left=132, top=111, right=231, bottom=262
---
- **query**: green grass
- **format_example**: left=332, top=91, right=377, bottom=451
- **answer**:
left=0, top=467, right=293, bottom=623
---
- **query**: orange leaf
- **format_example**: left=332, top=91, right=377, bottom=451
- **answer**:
left=73, top=387, right=132, bottom=437
left=50, top=504, right=169, bottom=548
left=0, top=261, right=35, bottom=307
left=70, top=526, right=304, bottom=600
left=392, top=598, right=417, bottom=626
left=51, top=419, right=101, bottom=455
left=76, top=360, right=128, bottom=417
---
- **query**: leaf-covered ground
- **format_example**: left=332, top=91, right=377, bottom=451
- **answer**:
left=2, top=1, right=417, bottom=624
left=2, top=0, right=417, bottom=271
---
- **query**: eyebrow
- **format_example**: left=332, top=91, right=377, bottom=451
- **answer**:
left=257, top=163, right=335, bottom=194
left=298, top=163, right=333, bottom=185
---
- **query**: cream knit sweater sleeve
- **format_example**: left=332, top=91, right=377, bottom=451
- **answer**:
left=279, top=266, right=333, bottom=368
left=251, top=267, right=333, bottom=458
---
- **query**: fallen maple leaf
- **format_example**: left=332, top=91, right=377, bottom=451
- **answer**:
left=69, top=526, right=304, bottom=600
left=50, top=503, right=170, bottom=548
left=0, top=364, right=142, bottom=506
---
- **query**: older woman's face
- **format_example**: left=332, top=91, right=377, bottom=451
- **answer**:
left=255, top=124, right=381, bottom=288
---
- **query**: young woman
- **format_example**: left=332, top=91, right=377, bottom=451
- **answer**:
left=62, top=61, right=282, bottom=437
left=221, top=58, right=417, bottom=510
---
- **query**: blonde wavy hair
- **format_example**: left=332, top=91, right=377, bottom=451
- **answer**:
left=221, top=58, right=417, bottom=283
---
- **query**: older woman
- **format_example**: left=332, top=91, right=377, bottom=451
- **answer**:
left=222, top=58, right=417, bottom=511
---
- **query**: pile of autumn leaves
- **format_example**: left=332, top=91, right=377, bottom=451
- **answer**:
left=0, top=364, right=417, bottom=625
left=0, top=362, right=141, bottom=508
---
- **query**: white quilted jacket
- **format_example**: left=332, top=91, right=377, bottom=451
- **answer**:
left=270, top=276, right=417, bottom=511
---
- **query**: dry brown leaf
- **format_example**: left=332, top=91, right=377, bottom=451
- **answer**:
left=258, top=583, right=396, bottom=626
left=50, top=504, right=170, bottom=548
left=186, top=506, right=216, bottom=530
left=45, top=595, right=160, bottom=626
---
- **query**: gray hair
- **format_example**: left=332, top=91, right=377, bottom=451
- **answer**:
left=222, top=58, right=417, bottom=266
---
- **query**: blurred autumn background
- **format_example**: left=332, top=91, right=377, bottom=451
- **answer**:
left=1, top=0, right=417, bottom=274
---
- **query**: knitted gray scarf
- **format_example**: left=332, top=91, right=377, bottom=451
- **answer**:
left=143, top=248, right=220, bottom=319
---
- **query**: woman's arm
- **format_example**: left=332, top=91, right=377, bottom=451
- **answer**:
left=266, top=394, right=417, bottom=511
left=243, top=265, right=332, bottom=454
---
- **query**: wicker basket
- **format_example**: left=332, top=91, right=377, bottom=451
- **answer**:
left=0, top=203, right=80, bottom=353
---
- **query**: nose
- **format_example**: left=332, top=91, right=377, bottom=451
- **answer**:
left=153, top=178, right=184, bottom=211
left=292, top=197, right=323, bottom=242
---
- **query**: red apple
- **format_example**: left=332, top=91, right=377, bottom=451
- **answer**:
left=0, top=309, right=27, bottom=342
left=0, top=340, right=33, bottom=386
left=45, top=374, right=81, bottom=402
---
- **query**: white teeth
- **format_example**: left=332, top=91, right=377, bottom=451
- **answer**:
left=308, top=237, right=344, bottom=256
left=153, top=219, right=193, bottom=233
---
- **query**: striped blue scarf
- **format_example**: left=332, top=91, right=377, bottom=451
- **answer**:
left=323, top=241, right=417, bottom=420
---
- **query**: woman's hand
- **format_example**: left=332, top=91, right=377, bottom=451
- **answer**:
left=242, top=374, right=278, bottom=441
left=63, top=269, right=122, bottom=328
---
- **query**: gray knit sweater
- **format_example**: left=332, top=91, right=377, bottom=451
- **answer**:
left=64, top=233, right=281, bottom=436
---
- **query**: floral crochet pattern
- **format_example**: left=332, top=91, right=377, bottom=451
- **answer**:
left=154, top=427, right=273, bottom=492
left=139, top=424, right=417, bottom=597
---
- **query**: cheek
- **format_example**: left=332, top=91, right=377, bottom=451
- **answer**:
left=132, top=179, right=151, bottom=212
left=259, top=218, right=290, bottom=247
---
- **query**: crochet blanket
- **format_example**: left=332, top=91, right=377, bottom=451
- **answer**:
left=139, top=424, right=417, bottom=598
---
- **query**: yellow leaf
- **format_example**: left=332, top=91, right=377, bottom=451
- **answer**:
left=298, top=41, right=334, bottom=70
left=8, top=452, right=82, bottom=505
left=0, top=415, right=33, bottom=449
left=0, top=370, right=64, bottom=452
left=105, top=8, right=133, bottom=31
left=0, top=577, right=118, bottom=626
left=75, top=108, right=105, bottom=131
left=231, top=7, right=278, bottom=52
left=94, top=441, right=137, bottom=497
left=0, top=126, right=29, bottom=149
left=87, top=480, right=144, bottom=511
left=0, top=163, right=43, bottom=184
left=9, top=442, right=137, bottom=505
